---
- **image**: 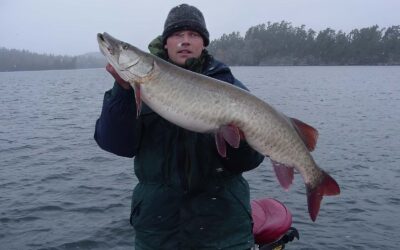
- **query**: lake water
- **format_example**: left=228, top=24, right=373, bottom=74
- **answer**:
left=0, top=66, right=399, bottom=249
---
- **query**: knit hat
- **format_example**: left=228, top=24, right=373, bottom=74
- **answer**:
left=162, top=4, right=210, bottom=46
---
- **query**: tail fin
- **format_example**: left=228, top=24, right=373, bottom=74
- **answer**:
left=306, top=171, right=340, bottom=221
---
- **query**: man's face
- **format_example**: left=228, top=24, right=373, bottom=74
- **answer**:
left=164, top=30, right=204, bottom=66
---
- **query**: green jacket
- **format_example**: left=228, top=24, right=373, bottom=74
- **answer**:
left=94, top=37, right=264, bottom=249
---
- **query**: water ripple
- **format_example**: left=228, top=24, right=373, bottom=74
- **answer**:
left=1, top=67, right=400, bottom=249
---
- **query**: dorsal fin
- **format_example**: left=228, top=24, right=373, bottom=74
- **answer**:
left=290, top=117, right=319, bottom=151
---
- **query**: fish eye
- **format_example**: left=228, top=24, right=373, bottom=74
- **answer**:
left=122, top=44, right=129, bottom=50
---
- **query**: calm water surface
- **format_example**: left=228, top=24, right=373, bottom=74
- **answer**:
left=0, top=66, right=399, bottom=249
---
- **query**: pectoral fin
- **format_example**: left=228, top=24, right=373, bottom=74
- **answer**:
left=214, top=124, right=242, bottom=158
left=220, top=124, right=241, bottom=148
left=134, top=83, right=142, bottom=118
left=215, top=132, right=227, bottom=158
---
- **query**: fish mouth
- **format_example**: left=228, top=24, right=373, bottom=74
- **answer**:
left=97, top=33, right=114, bottom=55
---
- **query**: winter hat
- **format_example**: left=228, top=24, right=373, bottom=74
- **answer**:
left=162, top=4, right=210, bottom=46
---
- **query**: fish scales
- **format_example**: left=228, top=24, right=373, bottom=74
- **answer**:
left=97, top=32, right=340, bottom=221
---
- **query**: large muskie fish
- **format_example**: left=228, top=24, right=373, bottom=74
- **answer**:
left=97, top=32, right=340, bottom=221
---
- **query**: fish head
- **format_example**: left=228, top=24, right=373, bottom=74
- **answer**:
left=97, top=32, right=154, bottom=83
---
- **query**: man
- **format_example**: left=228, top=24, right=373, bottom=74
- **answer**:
left=94, top=4, right=264, bottom=250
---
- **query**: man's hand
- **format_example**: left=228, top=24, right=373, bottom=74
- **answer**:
left=106, top=63, right=131, bottom=90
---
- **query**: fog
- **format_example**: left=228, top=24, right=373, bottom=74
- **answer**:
left=0, top=0, right=399, bottom=55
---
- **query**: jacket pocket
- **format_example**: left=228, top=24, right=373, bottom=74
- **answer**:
left=130, top=200, right=142, bottom=227
left=226, top=176, right=252, bottom=220
left=129, top=186, right=144, bottom=227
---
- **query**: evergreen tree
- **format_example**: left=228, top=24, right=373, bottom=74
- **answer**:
left=208, top=22, right=400, bottom=66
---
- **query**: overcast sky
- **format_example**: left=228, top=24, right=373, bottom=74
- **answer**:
left=1, top=0, right=399, bottom=56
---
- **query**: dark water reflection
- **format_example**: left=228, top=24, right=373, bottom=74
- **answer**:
left=1, top=66, right=399, bottom=249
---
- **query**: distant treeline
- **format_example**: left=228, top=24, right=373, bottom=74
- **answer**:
left=0, top=48, right=106, bottom=72
left=208, top=21, right=400, bottom=66
left=2, top=21, right=399, bottom=71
